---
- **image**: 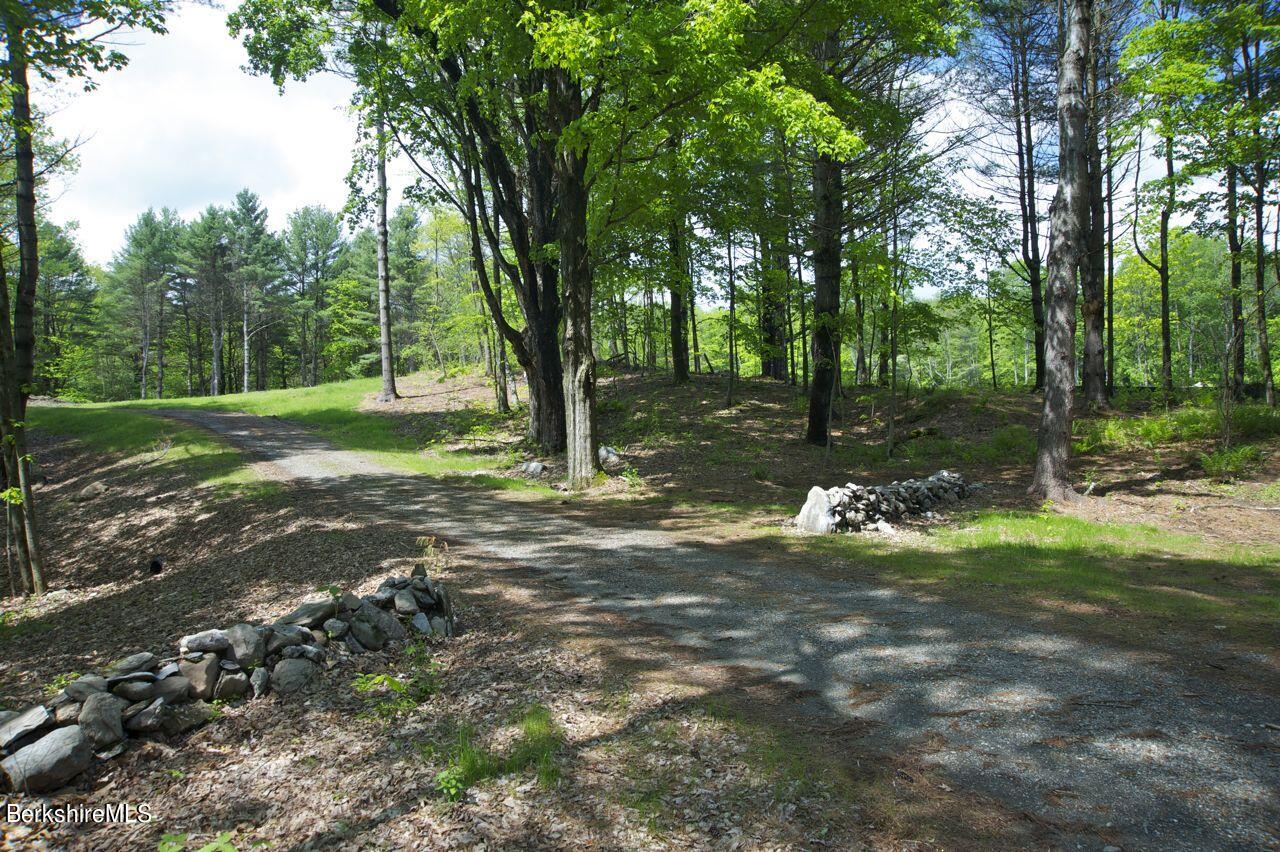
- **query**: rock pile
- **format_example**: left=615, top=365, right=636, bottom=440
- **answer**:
left=795, top=469, right=980, bottom=534
left=0, top=568, right=456, bottom=793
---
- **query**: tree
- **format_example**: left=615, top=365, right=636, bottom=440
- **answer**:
left=1030, top=0, right=1091, bottom=502
left=227, top=190, right=279, bottom=395
left=279, top=206, right=344, bottom=387
left=0, top=0, right=167, bottom=595
left=962, top=0, right=1059, bottom=390
left=109, top=208, right=181, bottom=399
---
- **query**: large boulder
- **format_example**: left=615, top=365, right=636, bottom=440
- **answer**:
left=179, top=654, right=220, bottom=701
left=78, top=693, right=127, bottom=750
left=795, top=486, right=841, bottom=534
left=224, top=623, right=265, bottom=669
left=2, top=726, right=93, bottom=792
left=269, top=659, right=319, bottom=695
left=275, top=600, right=336, bottom=629
left=0, top=706, right=51, bottom=752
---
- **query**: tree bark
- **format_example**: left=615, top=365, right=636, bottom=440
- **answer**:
left=1226, top=160, right=1245, bottom=401
left=0, top=252, right=43, bottom=594
left=1243, top=38, right=1274, bottom=406
left=551, top=72, right=598, bottom=488
left=806, top=140, right=842, bottom=446
left=759, top=237, right=788, bottom=381
left=1031, top=0, right=1090, bottom=502
left=375, top=114, right=399, bottom=402
left=242, top=279, right=252, bottom=395
left=1081, top=5, right=1107, bottom=408
left=2, top=17, right=44, bottom=593
left=668, top=215, right=690, bottom=382
left=1159, top=135, right=1174, bottom=397
left=1016, top=31, right=1047, bottom=391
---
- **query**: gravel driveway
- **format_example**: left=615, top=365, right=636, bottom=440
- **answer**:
left=158, top=408, right=1280, bottom=850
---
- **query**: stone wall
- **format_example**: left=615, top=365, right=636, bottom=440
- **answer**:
left=795, top=470, right=981, bottom=534
left=0, top=568, right=456, bottom=793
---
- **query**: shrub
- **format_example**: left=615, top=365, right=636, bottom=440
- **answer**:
left=988, top=424, right=1035, bottom=461
left=1199, top=444, right=1263, bottom=481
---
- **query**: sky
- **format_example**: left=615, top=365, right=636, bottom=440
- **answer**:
left=40, top=5, right=411, bottom=266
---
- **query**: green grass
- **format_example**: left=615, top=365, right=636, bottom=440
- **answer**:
left=787, top=509, right=1280, bottom=648
left=27, top=406, right=263, bottom=494
left=52, top=376, right=552, bottom=493
left=1075, top=402, right=1280, bottom=454
left=431, top=703, right=564, bottom=801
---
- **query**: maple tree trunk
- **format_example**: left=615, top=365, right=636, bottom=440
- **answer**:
left=552, top=71, right=598, bottom=488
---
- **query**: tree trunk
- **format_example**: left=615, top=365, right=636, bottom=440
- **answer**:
left=1240, top=39, right=1274, bottom=405
left=157, top=296, right=167, bottom=399
left=1031, top=0, right=1090, bottom=502
left=552, top=72, right=598, bottom=488
left=669, top=215, right=690, bottom=382
left=1017, top=36, right=1047, bottom=391
left=1226, top=160, right=1245, bottom=401
left=1, top=19, right=44, bottom=593
left=0, top=252, right=43, bottom=595
left=1158, top=135, right=1174, bottom=397
left=806, top=144, right=842, bottom=446
left=1105, top=118, right=1115, bottom=397
left=5, top=20, right=38, bottom=415
left=1081, top=12, right=1107, bottom=408
left=242, top=280, right=252, bottom=395
left=140, top=291, right=151, bottom=400
left=727, top=232, right=738, bottom=406
left=759, top=237, right=788, bottom=381
left=375, top=114, right=399, bottom=403
left=1253, top=169, right=1274, bottom=406
left=688, top=257, right=702, bottom=377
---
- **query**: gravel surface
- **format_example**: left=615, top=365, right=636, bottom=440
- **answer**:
left=158, top=409, right=1280, bottom=850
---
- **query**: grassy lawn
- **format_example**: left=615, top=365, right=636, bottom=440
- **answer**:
left=28, top=406, right=263, bottom=494
left=775, top=508, right=1280, bottom=651
left=55, top=377, right=551, bottom=493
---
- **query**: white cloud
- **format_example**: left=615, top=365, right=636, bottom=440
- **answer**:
left=38, top=5, right=375, bottom=265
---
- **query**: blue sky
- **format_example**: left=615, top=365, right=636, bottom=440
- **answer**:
left=42, top=5, right=412, bottom=266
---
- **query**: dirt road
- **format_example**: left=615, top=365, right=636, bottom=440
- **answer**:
left=159, top=408, right=1280, bottom=850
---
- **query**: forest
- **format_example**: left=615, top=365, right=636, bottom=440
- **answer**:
left=1, top=0, right=1278, bottom=847
left=15, top=0, right=1280, bottom=478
